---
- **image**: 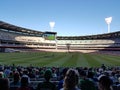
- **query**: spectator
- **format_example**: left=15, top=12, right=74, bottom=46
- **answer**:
left=0, top=78, right=9, bottom=90
left=17, top=75, right=32, bottom=90
left=101, top=64, right=106, bottom=71
left=57, top=68, right=68, bottom=90
left=4, top=67, right=11, bottom=78
left=0, top=71, right=4, bottom=78
left=60, top=68, right=80, bottom=90
left=98, top=75, right=113, bottom=90
left=10, top=72, right=21, bottom=89
left=79, top=70, right=96, bottom=90
left=37, top=69, right=57, bottom=90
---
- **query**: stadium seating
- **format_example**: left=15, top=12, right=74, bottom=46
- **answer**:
left=0, top=21, right=120, bottom=52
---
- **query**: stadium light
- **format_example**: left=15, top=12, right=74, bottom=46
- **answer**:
left=49, top=21, right=55, bottom=32
left=105, top=17, right=112, bottom=33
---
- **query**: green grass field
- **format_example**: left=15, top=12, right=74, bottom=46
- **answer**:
left=0, top=52, right=120, bottom=67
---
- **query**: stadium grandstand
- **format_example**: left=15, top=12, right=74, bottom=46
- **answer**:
left=0, top=21, right=57, bottom=52
left=57, top=32, right=120, bottom=51
left=0, top=21, right=120, bottom=52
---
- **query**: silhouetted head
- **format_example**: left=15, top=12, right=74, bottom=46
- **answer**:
left=44, top=69, right=52, bottom=81
left=21, top=75, right=30, bottom=87
left=0, top=78, right=9, bottom=90
left=13, top=72, right=20, bottom=83
left=98, top=75, right=113, bottom=90
left=63, top=69, right=79, bottom=90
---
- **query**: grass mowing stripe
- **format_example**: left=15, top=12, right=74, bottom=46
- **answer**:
left=65, top=53, right=79, bottom=67
left=31, top=53, right=65, bottom=66
left=73, top=53, right=81, bottom=67
left=0, top=52, right=52, bottom=65
left=0, top=52, right=46, bottom=65
left=34, top=53, right=66, bottom=67
left=61, top=53, right=76, bottom=67
left=95, top=53, right=120, bottom=60
left=13, top=54, right=59, bottom=66
left=0, top=52, right=120, bottom=67
left=83, top=54, right=101, bottom=67
left=76, top=53, right=89, bottom=67
left=88, top=54, right=111, bottom=67
left=104, top=56, right=120, bottom=63
left=100, top=54, right=120, bottom=62
left=45, top=54, right=71, bottom=67
left=0, top=52, right=58, bottom=65
left=99, top=55, right=120, bottom=66
left=0, top=52, right=47, bottom=61
left=91, top=54, right=118, bottom=66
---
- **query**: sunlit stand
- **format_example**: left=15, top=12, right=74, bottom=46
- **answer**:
left=105, top=17, right=112, bottom=33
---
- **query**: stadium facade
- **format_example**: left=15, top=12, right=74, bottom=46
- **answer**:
left=0, top=21, right=120, bottom=52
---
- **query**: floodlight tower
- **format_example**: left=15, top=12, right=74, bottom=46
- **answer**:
left=49, top=21, right=57, bottom=50
left=49, top=21, right=55, bottom=32
left=105, top=17, right=112, bottom=33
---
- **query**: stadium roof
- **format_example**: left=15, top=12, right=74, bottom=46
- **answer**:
left=0, top=21, right=120, bottom=40
left=57, top=31, right=120, bottom=40
left=0, top=21, right=44, bottom=35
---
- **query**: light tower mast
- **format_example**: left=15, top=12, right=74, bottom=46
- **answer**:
left=105, top=17, right=112, bottom=33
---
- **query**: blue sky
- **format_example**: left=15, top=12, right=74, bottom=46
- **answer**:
left=0, top=0, right=120, bottom=36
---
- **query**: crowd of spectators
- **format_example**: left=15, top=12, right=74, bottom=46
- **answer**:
left=0, top=64, right=120, bottom=90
